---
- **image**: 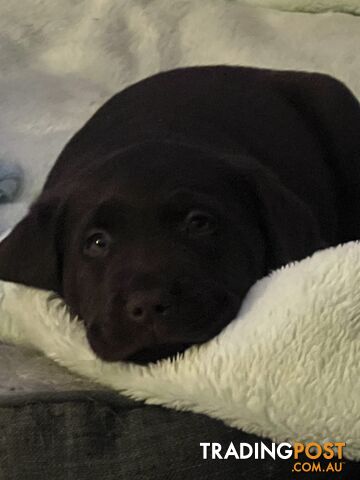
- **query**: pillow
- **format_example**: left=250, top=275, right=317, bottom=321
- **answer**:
left=0, top=241, right=359, bottom=460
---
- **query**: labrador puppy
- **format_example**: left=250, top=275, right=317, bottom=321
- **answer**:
left=1, top=66, right=360, bottom=363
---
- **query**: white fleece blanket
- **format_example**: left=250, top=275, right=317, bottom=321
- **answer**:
left=0, top=242, right=359, bottom=460
left=1, top=0, right=360, bottom=234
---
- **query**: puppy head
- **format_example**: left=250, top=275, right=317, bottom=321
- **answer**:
left=0, top=142, right=323, bottom=362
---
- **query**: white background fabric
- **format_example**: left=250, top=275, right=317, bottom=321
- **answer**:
left=1, top=0, right=360, bottom=233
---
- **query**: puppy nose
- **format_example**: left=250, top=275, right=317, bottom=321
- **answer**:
left=126, top=290, right=171, bottom=322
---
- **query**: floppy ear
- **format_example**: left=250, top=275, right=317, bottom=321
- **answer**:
left=0, top=197, right=65, bottom=292
left=273, top=71, right=360, bottom=240
left=254, top=172, right=326, bottom=270
left=227, top=157, right=326, bottom=271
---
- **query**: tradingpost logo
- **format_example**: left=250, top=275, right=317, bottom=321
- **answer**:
left=200, top=441, right=346, bottom=473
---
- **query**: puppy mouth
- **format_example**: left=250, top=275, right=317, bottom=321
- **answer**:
left=86, top=327, right=192, bottom=364
left=126, top=342, right=192, bottom=364
left=86, top=323, right=201, bottom=364
left=85, top=291, right=241, bottom=364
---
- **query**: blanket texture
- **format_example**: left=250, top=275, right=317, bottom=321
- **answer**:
left=0, top=242, right=359, bottom=461
left=1, top=0, right=360, bottom=234
left=0, top=161, right=22, bottom=203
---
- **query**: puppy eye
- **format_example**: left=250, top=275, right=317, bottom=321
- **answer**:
left=83, top=231, right=111, bottom=257
left=184, top=210, right=216, bottom=236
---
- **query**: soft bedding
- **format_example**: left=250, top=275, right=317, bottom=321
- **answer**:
left=0, top=242, right=359, bottom=460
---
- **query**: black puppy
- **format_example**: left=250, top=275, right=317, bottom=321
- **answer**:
left=1, top=66, right=360, bottom=363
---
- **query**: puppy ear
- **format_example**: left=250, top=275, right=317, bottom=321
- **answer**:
left=0, top=197, right=65, bottom=292
left=255, top=173, right=326, bottom=270
left=228, top=157, right=325, bottom=271
left=273, top=71, right=360, bottom=240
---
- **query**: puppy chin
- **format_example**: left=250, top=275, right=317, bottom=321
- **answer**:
left=87, top=335, right=133, bottom=362
left=126, top=343, right=192, bottom=364
left=86, top=323, right=192, bottom=363
left=86, top=291, right=241, bottom=364
left=85, top=324, right=150, bottom=362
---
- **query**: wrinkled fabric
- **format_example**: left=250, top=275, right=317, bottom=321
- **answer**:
left=0, top=161, right=22, bottom=203
left=1, top=0, right=360, bottom=235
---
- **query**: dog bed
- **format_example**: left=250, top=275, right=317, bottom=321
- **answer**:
left=0, top=241, right=359, bottom=461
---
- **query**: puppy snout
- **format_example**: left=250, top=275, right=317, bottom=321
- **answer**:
left=126, top=290, right=172, bottom=323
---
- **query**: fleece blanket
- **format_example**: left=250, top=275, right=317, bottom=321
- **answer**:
left=1, top=0, right=360, bottom=234
left=0, top=242, right=359, bottom=460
